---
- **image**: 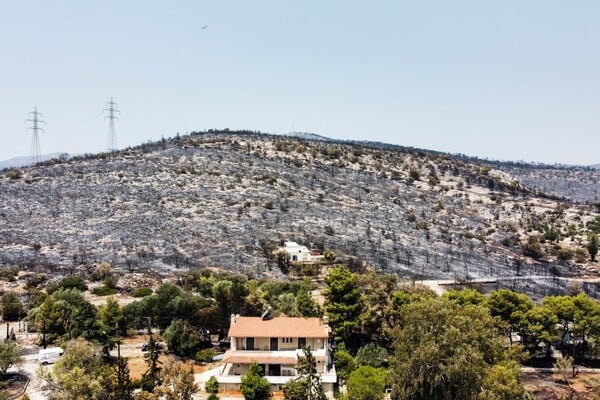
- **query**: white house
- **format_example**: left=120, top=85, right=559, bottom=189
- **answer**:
left=277, top=241, right=323, bottom=263
left=216, top=314, right=336, bottom=398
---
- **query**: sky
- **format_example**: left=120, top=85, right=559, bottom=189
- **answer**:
left=1, top=1, right=599, bottom=165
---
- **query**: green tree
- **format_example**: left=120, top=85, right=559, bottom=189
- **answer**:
left=277, top=293, right=296, bottom=316
left=443, top=288, right=487, bottom=307
left=355, top=343, right=389, bottom=368
left=163, top=319, right=207, bottom=358
left=587, top=233, right=599, bottom=261
left=347, top=366, right=387, bottom=400
left=295, top=290, right=321, bottom=318
left=0, top=340, right=22, bottom=376
left=240, top=362, right=270, bottom=400
left=520, top=305, right=558, bottom=357
left=205, top=376, right=219, bottom=394
left=283, top=346, right=326, bottom=400
left=333, top=343, right=356, bottom=382
left=39, top=339, right=112, bottom=400
left=360, top=273, right=397, bottom=347
left=33, top=296, right=64, bottom=347
left=97, top=297, right=124, bottom=355
left=390, top=298, right=509, bottom=400
left=323, top=265, right=365, bottom=349
left=52, top=289, right=98, bottom=341
left=113, top=356, right=134, bottom=400
left=141, top=335, right=162, bottom=392
left=156, top=357, right=198, bottom=400
left=488, top=289, right=535, bottom=344
left=1, top=291, right=23, bottom=321
left=478, top=361, right=525, bottom=400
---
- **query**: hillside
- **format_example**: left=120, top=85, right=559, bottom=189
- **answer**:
left=486, top=163, right=600, bottom=204
left=1, top=131, right=599, bottom=298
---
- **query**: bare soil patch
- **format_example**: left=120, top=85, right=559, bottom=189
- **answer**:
left=522, top=370, right=600, bottom=399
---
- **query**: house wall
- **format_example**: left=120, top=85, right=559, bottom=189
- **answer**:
left=218, top=381, right=334, bottom=399
left=229, top=363, right=298, bottom=376
left=234, top=336, right=325, bottom=351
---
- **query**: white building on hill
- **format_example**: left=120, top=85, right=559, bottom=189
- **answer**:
left=277, top=241, right=323, bottom=263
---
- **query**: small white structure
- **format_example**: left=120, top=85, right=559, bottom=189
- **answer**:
left=38, top=347, right=64, bottom=364
left=277, top=241, right=323, bottom=263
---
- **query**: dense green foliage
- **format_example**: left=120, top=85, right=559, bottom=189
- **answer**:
left=323, top=265, right=365, bottom=350
left=333, top=343, right=356, bottom=381
left=205, top=376, right=219, bottom=394
left=0, top=291, right=23, bottom=321
left=390, top=297, right=506, bottom=400
left=347, top=366, right=387, bottom=400
left=39, top=339, right=113, bottom=400
left=0, top=340, right=21, bottom=375
left=240, top=362, right=270, bottom=400
left=163, top=319, right=209, bottom=358
left=46, top=275, right=87, bottom=295
left=5, top=265, right=598, bottom=399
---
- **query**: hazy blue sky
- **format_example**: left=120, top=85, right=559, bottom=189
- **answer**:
left=1, top=1, right=599, bottom=165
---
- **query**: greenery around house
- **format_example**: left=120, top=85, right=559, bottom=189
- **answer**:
left=283, top=346, right=326, bottom=400
left=240, top=362, right=270, bottom=400
left=346, top=365, right=387, bottom=400
left=205, top=375, right=219, bottom=394
left=0, top=261, right=598, bottom=399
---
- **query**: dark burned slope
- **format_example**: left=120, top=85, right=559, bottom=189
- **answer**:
left=1, top=131, right=598, bottom=297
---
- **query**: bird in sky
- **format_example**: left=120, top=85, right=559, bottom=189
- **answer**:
left=202, top=25, right=208, bottom=30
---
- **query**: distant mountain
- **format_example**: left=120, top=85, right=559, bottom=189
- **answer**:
left=0, top=153, right=69, bottom=170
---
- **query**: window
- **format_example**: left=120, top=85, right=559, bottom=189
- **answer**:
left=282, top=337, right=293, bottom=343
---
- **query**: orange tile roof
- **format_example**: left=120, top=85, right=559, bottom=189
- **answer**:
left=228, top=316, right=329, bottom=338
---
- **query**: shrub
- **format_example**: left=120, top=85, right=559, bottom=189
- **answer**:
left=574, top=247, right=589, bottom=263
left=5, top=168, right=23, bottom=180
left=25, top=273, right=47, bottom=289
left=132, top=287, right=153, bottom=297
left=557, top=248, right=574, bottom=263
left=91, top=262, right=113, bottom=281
left=0, top=268, right=19, bottom=282
left=92, top=286, right=118, bottom=296
left=523, top=236, right=545, bottom=260
left=205, top=376, right=219, bottom=394
left=195, top=348, right=215, bottom=363
left=46, top=275, right=88, bottom=294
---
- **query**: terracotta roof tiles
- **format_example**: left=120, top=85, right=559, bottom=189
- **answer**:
left=228, top=316, right=329, bottom=338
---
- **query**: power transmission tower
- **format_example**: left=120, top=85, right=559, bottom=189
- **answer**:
left=26, top=107, right=45, bottom=164
left=104, top=97, right=120, bottom=152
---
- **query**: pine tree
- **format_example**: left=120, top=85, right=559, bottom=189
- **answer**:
left=114, top=356, right=134, bottom=400
left=587, top=233, right=599, bottom=261
left=283, top=346, right=326, bottom=400
left=141, top=335, right=162, bottom=392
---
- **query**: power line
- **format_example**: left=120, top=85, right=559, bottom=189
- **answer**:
left=26, top=106, right=45, bottom=164
left=104, top=97, right=120, bottom=152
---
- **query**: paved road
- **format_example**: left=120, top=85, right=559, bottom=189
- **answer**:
left=422, top=275, right=600, bottom=295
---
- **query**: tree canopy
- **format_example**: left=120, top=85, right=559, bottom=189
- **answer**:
left=389, top=297, right=509, bottom=400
